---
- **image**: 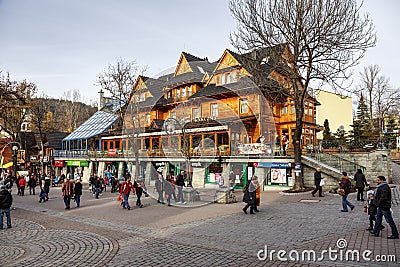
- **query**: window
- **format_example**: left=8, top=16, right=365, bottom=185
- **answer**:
left=192, top=108, right=199, bottom=119
left=226, top=73, right=231, bottom=84
left=187, top=85, right=192, bottom=96
left=176, top=88, right=181, bottom=98
left=140, top=93, right=146, bottom=102
left=170, top=111, right=176, bottom=119
left=211, top=103, right=218, bottom=118
left=182, top=87, right=186, bottom=97
left=146, top=114, right=150, bottom=124
left=290, top=105, right=295, bottom=114
left=231, top=71, right=237, bottom=82
left=281, top=106, right=288, bottom=115
left=221, top=74, right=226, bottom=85
left=240, top=99, right=249, bottom=113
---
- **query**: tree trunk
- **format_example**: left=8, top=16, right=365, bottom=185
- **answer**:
left=292, top=114, right=304, bottom=190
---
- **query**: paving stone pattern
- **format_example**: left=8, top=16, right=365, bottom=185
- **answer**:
left=1, top=178, right=399, bottom=267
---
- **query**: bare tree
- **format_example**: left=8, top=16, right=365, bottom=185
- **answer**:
left=355, top=65, right=400, bottom=135
left=0, top=71, right=37, bottom=141
left=229, top=0, right=376, bottom=189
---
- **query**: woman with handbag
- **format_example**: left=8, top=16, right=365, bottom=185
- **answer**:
left=339, top=171, right=355, bottom=212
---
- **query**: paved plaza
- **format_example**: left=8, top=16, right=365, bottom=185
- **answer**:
left=1, top=164, right=400, bottom=266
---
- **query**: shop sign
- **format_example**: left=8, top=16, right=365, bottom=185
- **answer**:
left=67, top=160, right=88, bottom=167
left=54, top=160, right=64, bottom=167
left=295, top=162, right=302, bottom=173
left=43, top=156, right=49, bottom=163
left=256, top=162, right=291, bottom=168
left=237, top=143, right=272, bottom=155
left=153, top=162, right=165, bottom=173
left=108, top=148, right=117, bottom=156
left=191, top=162, right=204, bottom=168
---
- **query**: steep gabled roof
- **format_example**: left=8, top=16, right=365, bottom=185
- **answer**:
left=182, top=51, right=204, bottom=62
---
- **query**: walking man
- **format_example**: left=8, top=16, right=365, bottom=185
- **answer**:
left=0, top=184, right=13, bottom=229
left=155, top=173, right=165, bottom=204
left=339, top=172, right=355, bottom=212
left=121, top=176, right=134, bottom=210
left=175, top=171, right=186, bottom=204
left=311, top=167, right=324, bottom=197
left=370, top=176, right=399, bottom=239
left=354, top=169, right=368, bottom=201
left=61, top=177, right=74, bottom=209
left=74, top=178, right=82, bottom=208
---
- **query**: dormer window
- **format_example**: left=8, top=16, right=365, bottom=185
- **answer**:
left=188, top=85, right=192, bottom=96
left=140, top=93, right=146, bottom=102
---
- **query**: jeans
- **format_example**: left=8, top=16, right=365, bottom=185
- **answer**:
left=342, top=195, right=354, bottom=211
left=0, top=208, right=11, bottom=228
left=29, top=186, right=36, bottom=195
left=95, top=188, right=100, bottom=198
left=64, top=195, right=72, bottom=208
left=357, top=187, right=365, bottom=201
left=373, top=208, right=399, bottom=237
left=123, top=194, right=130, bottom=208
left=75, top=195, right=81, bottom=207
left=177, top=186, right=185, bottom=203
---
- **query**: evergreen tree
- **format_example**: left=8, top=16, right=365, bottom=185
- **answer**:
left=335, top=127, right=347, bottom=141
left=323, top=119, right=334, bottom=140
left=385, top=115, right=398, bottom=149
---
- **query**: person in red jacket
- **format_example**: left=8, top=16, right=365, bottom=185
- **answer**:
left=18, top=176, right=27, bottom=196
left=121, top=176, right=134, bottom=210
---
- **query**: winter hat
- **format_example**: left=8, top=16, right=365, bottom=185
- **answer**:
left=367, top=190, right=374, bottom=196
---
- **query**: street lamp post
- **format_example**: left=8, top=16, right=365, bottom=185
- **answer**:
left=11, top=145, right=19, bottom=179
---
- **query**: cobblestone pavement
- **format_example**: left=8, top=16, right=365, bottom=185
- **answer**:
left=1, top=181, right=399, bottom=266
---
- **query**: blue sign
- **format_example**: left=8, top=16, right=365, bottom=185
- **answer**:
left=256, top=162, right=291, bottom=168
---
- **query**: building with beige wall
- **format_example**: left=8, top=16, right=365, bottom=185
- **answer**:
left=315, top=89, right=353, bottom=140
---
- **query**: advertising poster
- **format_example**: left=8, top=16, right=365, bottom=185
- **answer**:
left=270, top=168, right=287, bottom=184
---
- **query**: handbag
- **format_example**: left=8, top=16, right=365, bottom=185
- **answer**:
left=319, top=179, right=325, bottom=187
left=337, top=189, right=345, bottom=196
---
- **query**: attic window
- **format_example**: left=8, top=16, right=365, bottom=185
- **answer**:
left=261, top=57, right=270, bottom=65
left=140, top=93, right=146, bottom=102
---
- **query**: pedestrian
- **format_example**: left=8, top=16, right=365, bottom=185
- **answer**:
left=229, top=171, right=235, bottom=192
left=164, top=176, right=175, bottom=206
left=254, top=177, right=260, bottom=212
left=354, top=169, right=368, bottom=201
left=281, top=134, right=287, bottom=156
left=44, top=176, right=51, bottom=201
left=134, top=177, right=146, bottom=208
left=242, top=176, right=258, bottom=214
left=61, top=177, right=74, bottom=209
left=120, top=176, right=134, bottom=210
left=0, top=184, right=13, bottom=229
left=175, top=171, right=186, bottom=204
left=94, top=176, right=101, bottom=199
left=18, top=176, right=27, bottom=196
left=166, top=174, right=177, bottom=202
left=28, top=175, right=36, bottom=195
left=365, top=190, right=377, bottom=231
left=38, top=188, right=47, bottom=203
left=370, top=176, right=399, bottom=239
left=155, top=173, right=165, bottom=204
left=16, top=175, right=21, bottom=196
left=74, top=178, right=82, bottom=208
left=339, top=171, right=355, bottom=212
left=311, top=167, right=324, bottom=197
left=111, top=176, right=117, bottom=193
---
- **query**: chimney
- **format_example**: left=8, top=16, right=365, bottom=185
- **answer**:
left=98, top=89, right=105, bottom=110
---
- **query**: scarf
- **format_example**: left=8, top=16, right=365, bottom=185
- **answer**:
left=374, top=181, right=387, bottom=198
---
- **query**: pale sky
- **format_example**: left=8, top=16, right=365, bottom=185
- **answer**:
left=0, top=0, right=399, bottom=103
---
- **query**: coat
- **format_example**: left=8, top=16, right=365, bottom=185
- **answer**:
left=354, top=172, right=368, bottom=188
left=155, top=178, right=164, bottom=193
left=0, top=189, right=13, bottom=209
left=74, top=182, right=82, bottom=196
left=62, top=180, right=74, bottom=196
left=374, top=182, right=391, bottom=211
left=314, top=171, right=322, bottom=186
left=19, top=178, right=27, bottom=187
left=121, top=181, right=134, bottom=195
left=242, top=181, right=256, bottom=204
left=339, top=177, right=351, bottom=195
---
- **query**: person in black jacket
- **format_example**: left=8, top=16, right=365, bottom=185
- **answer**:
left=365, top=190, right=377, bottom=231
left=370, top=176, right=399, bottom=239
left=311, top=168, right=324, bottom=197
left=242, top=176, right=258, bottom=214
left=0, top=184, right=13, bottom=229
left=74, top=179, right=83, bottom=208
left=354, top=169, right=368, bottom=201
left=175, top=171, right=186, bottom=204
left=155, top=173, right=165, bottom=204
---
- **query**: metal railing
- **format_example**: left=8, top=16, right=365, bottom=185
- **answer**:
left=306, top=150, right=366, bottom=174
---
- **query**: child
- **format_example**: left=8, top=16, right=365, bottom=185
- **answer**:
left=365, top=190, right=377, bottom=231
left=39, top=188, right=47, bottom=203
